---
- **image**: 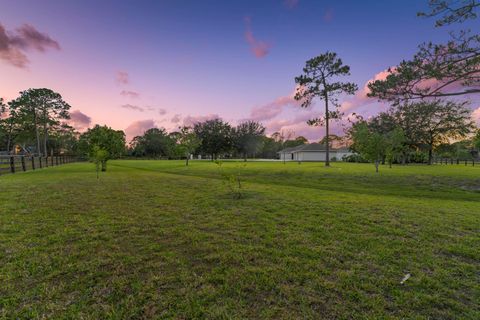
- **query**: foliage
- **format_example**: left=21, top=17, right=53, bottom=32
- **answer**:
left=215, top=160, right=246, bottom=199
left=78, top=125, right=125, bottom=170
left=385, top=128, right=407, bottom=167
left=350, top=122, right=388, bottom=172
left=91, top=145, right=109, bottom=177
left=418, top=0, right=479, bottom=26
left=395, top=100, right=474, bottom=163
left=232, top=121, right=266, bottom=161
left=176, top=126, right=201, bottom=166
left=368, top=32, right=480, bottom=103
left=294, top=52, right=358, bottom=166
left=130, top=128, right=174, bottom=158
left=9, top=88, right=71, bottom=156
left=194, top=119, right=232, bottom=160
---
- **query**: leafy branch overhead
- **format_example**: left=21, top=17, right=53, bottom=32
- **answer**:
left=418, top=0, right=480, bottom=26
left=367, top=32, right=480, bottom=103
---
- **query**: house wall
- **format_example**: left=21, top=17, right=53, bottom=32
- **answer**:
left=297, top=151, right=327, bottom=161
left=279, top=152, right=293, bottom=161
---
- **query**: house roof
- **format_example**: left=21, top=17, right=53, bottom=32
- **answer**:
left=277, top=143, right=351, bottom=154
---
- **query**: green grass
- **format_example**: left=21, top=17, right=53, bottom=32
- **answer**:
left=0, top=160, right=479, bottom=319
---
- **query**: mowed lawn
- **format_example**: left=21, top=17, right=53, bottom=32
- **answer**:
left=0, top=160, right=479, bottom=319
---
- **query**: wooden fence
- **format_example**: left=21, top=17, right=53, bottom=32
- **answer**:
left=0, top=155, right=77, bottom=176
left=433, top=158, right=476, bottom=166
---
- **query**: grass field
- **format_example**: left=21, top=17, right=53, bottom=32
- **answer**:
left=1, top=160, right=479, bottom=319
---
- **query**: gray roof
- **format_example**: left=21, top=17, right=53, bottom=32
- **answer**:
left=278, top=143, right=351, bottom=154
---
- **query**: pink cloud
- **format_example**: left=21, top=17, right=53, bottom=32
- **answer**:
left=323, top=8, right=334, bottom=22
left=68, top=110, right=91, bottom=131
left=182, top=114, right=220, bottom=127
left=171, top=114, right=181, bottom=123
left=120, top=104, right=145, bottom=112
left=116, top=71, right=129, bottom=85
left=124, top=119, right=157, bottom=141
left=158, top=108, right=167, bottom=115
left=472, top=107, right=480, bottom=126
left=247, top=89, right=302, bottom=122
left=244, top=17, right=271, bottom=58
left=0, top=23, right=60, bottom=68
left=284, top=0, right=299, bottom=9
left=120, top=90, right=140, bottom=98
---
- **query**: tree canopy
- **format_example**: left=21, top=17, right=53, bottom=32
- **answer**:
left=418, top=0, right=479, bottom=26
left=194, top=119, right=232, bottom=160
left=294, top=52, right=358, bottom=166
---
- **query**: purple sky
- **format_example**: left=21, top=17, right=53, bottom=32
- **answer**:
left=1, top=0, right=478, bottom=141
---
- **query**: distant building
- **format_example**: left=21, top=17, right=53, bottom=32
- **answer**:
left=277, top=143, right=354, bottom=161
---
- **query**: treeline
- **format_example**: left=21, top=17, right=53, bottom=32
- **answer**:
left=348, top=100, right=479, bottom=172
left=127, top=119, right=311, bottom=162
left=0, top=90, right=315, bottom=165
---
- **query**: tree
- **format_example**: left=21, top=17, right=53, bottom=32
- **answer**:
left=350, top=122, right=388, bottom=173
left=473, top=128, right=480, bottom=150
left=10, top=89, right=71, bottom=155
left=418, top=0, right=479, bottom=26
left=176, top=126, right=201, bottom=166
left=91, top=145, right=108, bottom=179
left=385, top=128, right=407, bottom=167
left=295, top=52, right=358, bottom=166
left=367, top=33, right=480, bottom=103
left=194, top=119, right=232, bottom=160
left=233, top=121, right=266, bottom=161
left=79, top=125, right=125, bottom=171
left=130, top=128, right=174, bottom=158
left=395, top=100, right=474, bottom=164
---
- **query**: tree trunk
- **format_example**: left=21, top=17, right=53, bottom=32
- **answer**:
left=33, top=109, right=41, bottom=156
left=428, top=146, right=433, bottom=165
left=6, top=122, right=13, bottom=153
left=43, top=108, right=48, bottom=157
left=186, top=155, right=189, bottom=166
left=244, top=152, right=247, bottom=162
left=375, top=160, right=379, bottom=173
left=324, top=93, right=330, bottom=167
left=101, top=160, right=107, bottom=172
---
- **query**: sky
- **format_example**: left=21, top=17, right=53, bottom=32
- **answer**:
left=1, top=0, right=479, bottom=141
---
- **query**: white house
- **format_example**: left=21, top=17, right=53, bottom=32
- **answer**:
left=278, top=143, right=354, bottom=161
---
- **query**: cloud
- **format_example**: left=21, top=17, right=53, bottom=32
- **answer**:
left=116, top=71, right=129, bottom=85
left=0, top=23, right=60, bottom=68
left=120, top=90, right=140, bottom=98
left=171, top=114, right=181, bottom=123
left=472, top=107, right=480, bottom=126
left=247, top=89, right=302, bottom=122
left=125, top=119, right=156, bottom=141
left=284, top=0, right=299, bottom=9
left=158, top=108, right=167, bottom=115
left=120, top=104, right=145, bottom=112
left=323, top=8, right=334, bottom=22
left=244, top=17, right=271, bottom=58
left=182, top=114, right=220, bottom=127
left=68, top=110, right=91, bottom=131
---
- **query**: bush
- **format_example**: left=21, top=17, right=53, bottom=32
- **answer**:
left=343, top=154, right=368, bottom=163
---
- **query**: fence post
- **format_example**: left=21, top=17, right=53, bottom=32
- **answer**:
left=39, top=156, right=42, bottom=168
left=10, top=156, right=15, bottom=173
left=51, top=156, right=54, bottom=166
left=31, top=156, right=35, bottom=170
left=21, top=156, right=26, bottom=171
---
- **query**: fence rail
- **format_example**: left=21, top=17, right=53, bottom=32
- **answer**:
left=433, top=158, right=476, bottom=166
left=0, top=155, right=77, bottom=176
